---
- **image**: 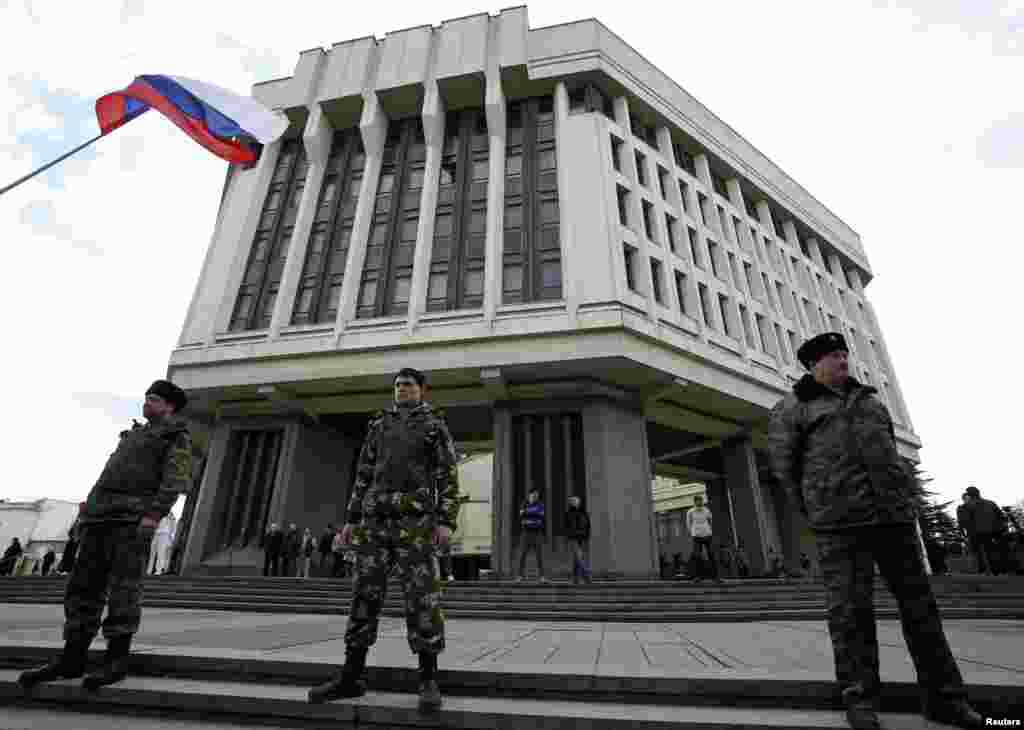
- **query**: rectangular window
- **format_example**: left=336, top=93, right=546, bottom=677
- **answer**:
left=502, top=96, right=562, bottom=304
left=744, top=194, right=759, bottom=221
left=292, top=129, right=365, bottom=325
left=357, top=117, right=426, bottom=318
left=707, top=240, right=720, bottom=278
left=624, top=243, right=638, bottom=292
left=651, top=259, right=664, bottom=304
left=571, top=84, right=615, bottom=119
left=755, top=313, right=772, bottom=353
left=696, top=192, right=708, bottom=225
left=642, top=199, right=655, bottom=240
left=711, top=171, right=729, bottom=199
left=678, top=179, right=690, bottom=214
left=803, top=298, right=816, bottom=332
left=775, top=323, right=789, bottom=363
left=775, top=214, right=788, bottom=241
left=630, top=115, right=657, bottom=148
left=665, top=214, right=678, bottom=252
left=687, top=227, right=701, bottom=268
left=427, top=108, right=489, bottom=312
left=788, top=330, right=798, bottom=360
left=635, top=150, right=647, bottom=186
left=739, top=304, right=755, bottom=348
left=822, top=252, right=834, bottom=275
left=761, top=273, right=775, bottom=310
left=743, top=261, right=755, bottom=294
left=776, top=281, right=791, bottom=318
left=718, top=206, right=730, bottom=241
left=799, top=236, right=811, bottom=258
left=657, top=166, right=669, bottom=200
left=674, top=270, right=688, bottom=315
left=717, top=293, right=733, bottom=337
left=231, top=139, right=309, bottom=331
left=728, top=252, right=743, bottom=291
left=616, top=185, right=630, bottom=227
left=697, top=282, right=712, bottom=328
left=673, top=143, right=696, bottom=176
left=610, top=135, right=623, bottom=172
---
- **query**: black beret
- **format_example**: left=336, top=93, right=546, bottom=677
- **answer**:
left=393, top=368, right=427, bottom=387
left=796, top=332, right=848, bottom=370
left=965, top=486, right=980, bottom=497
left=146, top=380, right=188, bottom=412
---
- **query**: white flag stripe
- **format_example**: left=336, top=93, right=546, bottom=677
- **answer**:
left=168, top=75, right=289, bottom=145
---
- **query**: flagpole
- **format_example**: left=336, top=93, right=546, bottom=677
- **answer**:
left=0, top=132, right=105, bottom=198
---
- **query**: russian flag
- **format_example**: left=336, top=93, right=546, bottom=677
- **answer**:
left=95, top=75, right=289, bottom=166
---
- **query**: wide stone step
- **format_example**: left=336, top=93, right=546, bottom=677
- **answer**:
left=0, top=670, right=947, bottom=730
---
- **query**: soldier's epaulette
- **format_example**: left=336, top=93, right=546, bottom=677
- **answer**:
left=368, top=410, right=386, bottom=426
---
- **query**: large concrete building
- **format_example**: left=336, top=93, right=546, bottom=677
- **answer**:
left=169, top=7, right=919, bottom=578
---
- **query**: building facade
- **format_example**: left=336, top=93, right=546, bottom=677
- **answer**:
left=169, top=8, right=920, bottom=578
left=0, top=498, right=79, bottom=573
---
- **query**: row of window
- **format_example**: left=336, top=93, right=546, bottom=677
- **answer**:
left=229, top=97, right=562, bottom=331
left=611, top=121, right=854, bottom=298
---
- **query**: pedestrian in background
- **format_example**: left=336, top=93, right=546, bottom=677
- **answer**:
left=263, top=523, right=283, bottom=577
left=769, top=332, right=982, bottom=729
left=565, top=495, right=591, bottom=584
left=516, top=489, right=547, bottom=582
left=300, top=528, right=315, bottom=578
left=282, top=523, right=301, bottom=577
left=958, top=486, right=1008, bottom=575
left=318, top=524, right=334, bottom=575
left=686, top=494, right=721, bottom=583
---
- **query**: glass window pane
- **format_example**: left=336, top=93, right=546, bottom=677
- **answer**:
left=470, top=211, right=486, bottom=234
left=503, top=265, right=523, bottom=292
left=378, top=173, right=395, bottom=193
left=541, top=200, right=559, bottom=224
left=391, top=276, right=411, bottom=305
left=473, top=160, right=489, bottom=181
left=504, top=204, right=523, bottom=228
left=401, top=220, right=418, bottom=242
left=503, top=230, right=522, bottom=252
left=434, top=213, right=453, bottom=237
left=359, top=281, right=376, bottom=307
left=464, top=269, right=484, bottom=296
left=428, top=273, right=447, bottom=300
left=541, top=262, right=561, bottom=288
left=505, top=154, right=522, bottom=177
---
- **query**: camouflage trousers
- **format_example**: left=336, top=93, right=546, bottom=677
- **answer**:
left=345, top=517, right=444, bottom=656
left=64, top=522, right=152, bottom=642
left=815, top=523, right=965, bottom=707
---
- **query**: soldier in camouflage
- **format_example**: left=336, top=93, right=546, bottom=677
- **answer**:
left=308, top=367, right=461, bottom=713
left=768, top=333, right=982, bottom=730
left=19, top=380, right=192, bottom=693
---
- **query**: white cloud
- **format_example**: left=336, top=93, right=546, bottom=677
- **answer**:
left=1, top=0, right=1021, bottom=520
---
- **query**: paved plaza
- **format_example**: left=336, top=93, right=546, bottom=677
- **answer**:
left=1, top=603, right=1020, bottom=683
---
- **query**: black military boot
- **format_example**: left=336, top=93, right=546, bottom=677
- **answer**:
left=417, top=652, right=441, bottom=713
left=82, top=634, right=132, bottom=691
left=17, top=637, right=91, bottom=689
left=844, top=703, right=881, bottom=730
left=307, top=647, right=367, bottom=704
left=923, top=698, right=984, bottom=729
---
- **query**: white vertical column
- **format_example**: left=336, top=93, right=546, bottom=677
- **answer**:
left=336, top=93, right=388, bottom=340
left=207, top=140, right=283, bottom=344
left=553, top=81, right=577, bottom=326
left=483, top=72, right=506, bottom=326
left=270, top=105, right=333, bottom=337
left=408, top=81, right=445, bottom=333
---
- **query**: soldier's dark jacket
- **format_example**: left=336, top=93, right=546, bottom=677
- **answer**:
left=767, top=374, right=915, bottom=531
left=81, top=418, right=192, bottom=525
left=345, top=402, right=461, bottom=529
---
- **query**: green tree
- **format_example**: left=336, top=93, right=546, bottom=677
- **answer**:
left=906, top=461, right=966, bottom=556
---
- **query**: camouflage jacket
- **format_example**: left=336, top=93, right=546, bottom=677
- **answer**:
left=767, top=375, right=915, bottom=532
left=81, top=418, right=192, bottom=526
left=345, top=402, right=462, bottom=529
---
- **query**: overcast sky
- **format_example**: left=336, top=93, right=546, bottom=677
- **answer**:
left=2, top=1, right=1022, bottom=518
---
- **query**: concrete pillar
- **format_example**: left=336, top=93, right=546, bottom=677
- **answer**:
left=582, top=400, right=658, bottom=578
left=704, top=478, right=735, bottom=548
left=270, top=105, right=333, bottom=336
left=483, top=72, right=506, bottom=325
left=408, top=81, right=445, bottom=332
left=336, top=93, right=388, bottom=338
left=722, top=436, right=770, bottom=575
left=491, top=405, right=515, bottom=576
left=180, top=422, right=232, bottom=573
left=553, top=81, right=577, bottom=325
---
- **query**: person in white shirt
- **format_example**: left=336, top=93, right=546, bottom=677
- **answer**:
left=686, top=495, right=721, bottom=583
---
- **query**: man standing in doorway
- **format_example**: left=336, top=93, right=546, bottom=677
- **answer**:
left=958, top=486, right=1007, bottom=575
left=19, top=380, right=191, bottom=692
left=307, top=368, right=461, bottom=713
left=769, top=333, right=982, bottom=729
left=263, top=523, right=283, bottom=577
left=687, top=494, right=721, bottom=584
left=517, top=489, right=547, bottom=582
left=565, top=495, right=591, bottom=584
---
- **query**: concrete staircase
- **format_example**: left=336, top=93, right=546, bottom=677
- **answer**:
left=2, top=574, right=1023, bottom=622
left=1, top=645, right=1020, bottom=728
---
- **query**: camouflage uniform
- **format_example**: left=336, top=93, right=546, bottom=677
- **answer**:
left=67, top=418, right=192, bottom=642
left=344, top=402, right=460, bottom=655
left=768, top=375, right=965, bottom=708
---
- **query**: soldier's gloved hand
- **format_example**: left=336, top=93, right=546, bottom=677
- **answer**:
left=433, top=526, right=451, bottom=547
